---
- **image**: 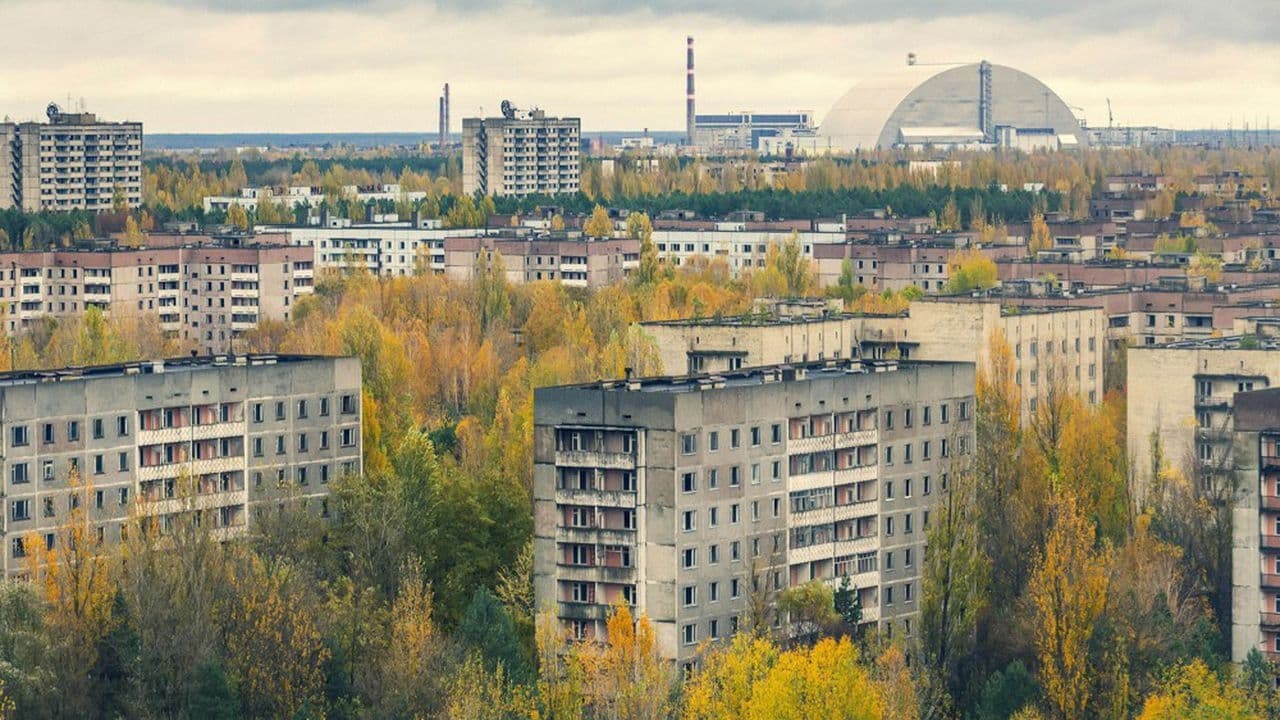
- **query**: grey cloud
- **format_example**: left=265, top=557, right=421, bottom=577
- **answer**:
left=143, top=0, right=1280, bottom=40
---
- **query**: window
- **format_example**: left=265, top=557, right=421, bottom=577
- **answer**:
left=709, top=431, right=719, bottom=451
left=42, top=423, right=54, bottom=444
left=275, top=401, right=286, bottom=421
left=276, top=436, right=286, bottom=455
left=905, top=583, right=914, bottom=603
left=42, top=461, right=53, bottom=481
left=772, top=498, right=780, bottom=518
left=751, top=500, right=759, bottom=521
left=10, top=425, right=27, bottom=447
left=772, top=461, right=782, bottom=482
left=253, top=438, right=264, bottom=457
left=93, top=454, right=104, bottom=475
left=682, top=547, right=697, bottom=569
left=959, top=401, right=970, bottom=420
left=751, top=463, right=761, bottom=485
left=922, top=406, right=931, bottom=425
left=904, top=408, right=912, bottom=428
left=682, top=510, right=696, bottom=532
left=10, top=499, right=30, bottom=521
left=731, top=504, right=741, bottom=524
left=709, top=543, right=719, bottom=562
left=771, top=424, right=782, bottom=443
left=922, top=441, right=931, bottom=460
left=730, top=428, right=741, bottom=448
left=681, top=433, right=697, bottom=455
left=905, top=513, right=914, bottom=534
left=904, top=478, right=912, bottom=498
left=709, top=507, right=719, bottom=527
left=119, top=487, right=130, bottom=505
left=885, top=550, right=894, bottom=569
left=885, top=586, right=894, bottom=605
left=884, top=411, right=894, bottom=430
left=731, top=541, right=741, bottom=561
left=10, top=538, right=24, bottom=559
left=904, top=443, right=912, bottom=463
left=750, top=426, right=761, bottom=446
left=298, top=433, right=309, bottom=453
left=682, top=472, right=697, bottom=493
left=252, top=403, right=264, bottom=423
left=67, top=421, right=79, bottom=442
left=118, top=452, right=129, bottom=472
left=710, top=581, right=720, bottom=602
left=683, top=585, right=697, bottom=607
left=731, top=578, right=741, bottom=598
left=905, top=548, right=913, bottom=567
left=342, top=394, right=357, bottom=414
left=320, top=397, right=330, bottom=416
left=683, top=624, right=697, bottom=646
left=941, top=404, right=949, bottom=423
left=117, top=415, right=129, bottom=436
left=923, top=476, right=931, bottom=495
left=885, top=446, right=893, bottom=465
left=886, top=516, right=894, bottom=536
left=708, top=468, right=718, bottom=489
left=730, top=466, right=741, bottom=487
left=341, top=428, right=357, bottom=447
left=92, top=418, right=104, bottom=439
left=10, top=463, right=28, bottom=485
left=297, top=399, right=308, bottom=419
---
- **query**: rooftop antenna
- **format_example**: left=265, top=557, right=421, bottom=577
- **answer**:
left=1106, top=98, right=1113, bottom=129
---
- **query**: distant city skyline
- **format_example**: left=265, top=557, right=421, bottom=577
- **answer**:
left=4, top=0, right=1279, bottom=134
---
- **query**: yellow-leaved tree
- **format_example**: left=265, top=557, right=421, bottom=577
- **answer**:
left=1027, top=492, right=1110, bottom=720
left=1029, top=212, right=1052, bottom=254
left=683, top=634, right=780, bottom=720
left=584, top=204, right=614, bottom=238
left=1135, top=660, right=1254, bottom=719
left=745, top=637, right=883, bottom=720
left=579, top=603, right=674, bottom=720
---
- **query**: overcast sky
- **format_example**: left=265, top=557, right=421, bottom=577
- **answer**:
left=3, top=0, right=1279, bottom=133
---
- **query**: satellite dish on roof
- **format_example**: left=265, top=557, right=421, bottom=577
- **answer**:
left=46, top=102, right=62, bottom=121
left=500, top=100, right=516, bottom=119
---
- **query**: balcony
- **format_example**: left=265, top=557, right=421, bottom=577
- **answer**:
left=554, top=487, right=637, bottom=508
left=1263, top=535, right=1280, bottom=550
left=139, top=421, right=243, bottom=446
left=555, top=449, right=636, bottom=470
left=555, top=526, right=635, bottom=545
left=1262, top=573, right=1280, bottom=589
left=789, top=464, right=877, bottom=492
left=1262, top=612, right=1280, bottom=628
left=789, top=429, right=877, bottom=455
left=557, top=563, right=634, bottom=583
left=1262, top=495, right=1280, bottom=511
left=558, top=601, right=609, bottom=622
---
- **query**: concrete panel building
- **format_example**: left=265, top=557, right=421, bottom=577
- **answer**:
left=0, top=106, right=143, bottom=212
left=1227, top=387, right=1280, bottom=665
left=1128, top=338, right=1280, bottom=499
left=444, top=234, right=638, bottom=288
left=641, top=299, right=1105, bottom=420
left=462, top=109, right=580, bottom=197
left=0, top=244, right=315, bottom=354
left=533, top=359, right=976, bottom=662
left=2, top=354, right=362, bottom=577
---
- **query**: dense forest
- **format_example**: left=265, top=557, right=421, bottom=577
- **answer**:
left=0, top=239, right=1276, bottom=718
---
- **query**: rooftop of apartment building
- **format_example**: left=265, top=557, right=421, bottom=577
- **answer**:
left=1148, top=335, right=1280, bottom=351
left=554, top=357, right=966, bottom=395
left=0, top=354, right=341, bottom=389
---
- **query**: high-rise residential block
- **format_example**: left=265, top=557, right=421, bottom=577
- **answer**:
left=533, top=359, right=975, bottom=663
left=0, top=105, right=143, bottom=212
left=1, top=354, right=363, bottom=577
left=1228, top=387, right=1280, bottom=665
left=462, top=109, right=580, bottom=197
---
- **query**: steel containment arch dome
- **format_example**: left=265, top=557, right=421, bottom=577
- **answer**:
left=817, top=62, right=1088, bottom=151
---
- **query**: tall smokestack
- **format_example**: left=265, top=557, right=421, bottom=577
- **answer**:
left=686, top=36, right=695, bottom=147
left=438, top=95, right=446, bottom=147
left=444, top=82, right=450, bottom=145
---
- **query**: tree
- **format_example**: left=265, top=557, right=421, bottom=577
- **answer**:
left=975, top=661, right=1040, bottom=720
left=1135, top=660, right=1253, bottom=719
left=375, top=556, right=447, bottom=717
left=584, top=204, right=614, bottom=238
left=778, top=580, right=839, bottom=644
left=682, top=634, right=780, bottom=720
left=939, top=196, right=962, bottom=231
left=946, top=248, right=998, bottom=293
left=579, top=603, right=674, bottom=720
left=1027, top=493, right=1110, bottom=720
left=188, top=658, right=237, bottom=720
left=833, top=575, right=862, bottom=631
left=0, top=581, right=54, bottom=719
left=122, top=215, right=144, bottom=248
left=744, top=637, right=883, bottom=720
left=534, top=612, right=584, bottom=720
left=457, top=588, right=530, bottom=683
left=225, top=204, right=250, bottom=230
left=921, top=466, right=989, bottom=699
left=222, top=555, right=329, bottom=719
left=627, top=212, right=659, bottom=284
left=1029, top=213, right=1051, bottom=254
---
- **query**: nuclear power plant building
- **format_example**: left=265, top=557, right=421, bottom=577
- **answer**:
left=818, top=61, right=1088, bottom=152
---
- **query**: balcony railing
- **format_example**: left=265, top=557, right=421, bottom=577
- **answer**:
left=1262, top=612, right=1280, bottom=627
left=1262, top=573, right=1280, bottom=589
left=1263, top=535, right=1280, bottom=550
left=1262, top=495, right=1280, bottom=511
